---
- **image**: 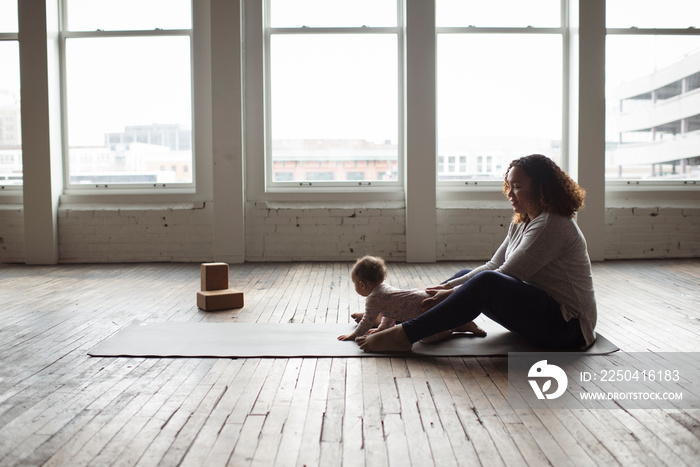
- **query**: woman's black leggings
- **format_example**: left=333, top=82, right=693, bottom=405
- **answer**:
left=402, top=269, right=585, bottom=348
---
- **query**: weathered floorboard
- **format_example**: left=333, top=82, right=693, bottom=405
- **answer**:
left=0, top=259, right=698, bottom=466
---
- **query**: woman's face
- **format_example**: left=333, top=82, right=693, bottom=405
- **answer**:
left=506, top=166, right=540, bottom=220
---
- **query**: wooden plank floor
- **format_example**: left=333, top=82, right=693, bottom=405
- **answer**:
left=0, top=259, right=698, bottom=466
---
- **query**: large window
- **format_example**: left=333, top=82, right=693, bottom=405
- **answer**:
left=606, top=0, right=700, bottom=182
left=62, top=0, right=194, bottom=188
left=436, top=0, right=564, bottom=184
left=0, top=0, right=21, bottom=188
left=265, top=0, right=401, bottom=187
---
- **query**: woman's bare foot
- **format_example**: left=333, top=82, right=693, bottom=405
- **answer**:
left=356, top=325, right=413, bottom=352
left=455, top=321, right=487, bottom=337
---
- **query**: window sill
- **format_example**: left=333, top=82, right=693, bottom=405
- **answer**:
left=59, top=201, right=207, bottom=212
left=437, top=199, right=511, bottom=209
left=60, top=189, right=200, bottom=205
left=605, top=180, right=699, bottom=191
left=257, top=200, right=405, bottom=210
left=258, top=188, right=405, bottom=203
left=0, top=192, right=23, bottom=204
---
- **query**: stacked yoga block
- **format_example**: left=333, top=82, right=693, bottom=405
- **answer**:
left=196, top=263, right=245, bottom=311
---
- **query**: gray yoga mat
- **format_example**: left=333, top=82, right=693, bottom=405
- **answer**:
left=88, top=319, right=619, bottom=358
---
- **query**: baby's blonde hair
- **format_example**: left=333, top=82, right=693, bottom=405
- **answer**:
left=351, top=255, right=387, bottom=284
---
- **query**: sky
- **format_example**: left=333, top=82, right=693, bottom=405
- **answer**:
left=64, top=36, right=192, bottom=145
left=1, top=0, right=699, bottom=149
left=269, top=0, right=700, bottom=145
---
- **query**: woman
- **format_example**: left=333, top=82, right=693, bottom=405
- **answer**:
left=356, top=154, right=597, bottom=352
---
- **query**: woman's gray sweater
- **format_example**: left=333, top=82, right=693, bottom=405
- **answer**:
left=448, top=212, right=598, bottom=348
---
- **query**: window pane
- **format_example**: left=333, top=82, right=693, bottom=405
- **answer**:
left=437, top=34, right=562, bottom=181
left=437, top=0, right=560, bottom=28
left=0, top=41, right=21, bottom=186
left=270, top=34, right=398, bottom=183
left=0, top=0, right=18, bottom=32
left=65, top=37, right=193, bottom=185
left=65, top=0, right=191, bottom=31
left=606, top=36, right=700, bottom=180
left=270, top=0, right=397, bottom=28
left=607, top=0, right=700, bottom=28
left=605, top=35, right=700, bottom=180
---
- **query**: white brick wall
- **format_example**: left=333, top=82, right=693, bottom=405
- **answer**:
left=57, top=203, right=214, bottom=263
left=0, top=205, right=25, bottom=263
left=245, top=201, right=407, bottom=261
left=436, top=206, right=512, bottom=260
left=605, top=206, right=700, bottom=259
left=2, top=202, right=698, bottom=263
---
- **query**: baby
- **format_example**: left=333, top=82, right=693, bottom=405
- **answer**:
left=338, top=255, right=486, bottom=342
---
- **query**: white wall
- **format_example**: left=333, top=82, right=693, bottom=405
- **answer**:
left=245, top=202, right=407, bottom=262
left=605, top=206, right=700, bottom=259
left=2, top=203, right=699, bottom=263
left=57, top=203, right=214, bottom=263
left=0, top=205, right=24, bottom=262
left=1, top=0, right=699, bottom=265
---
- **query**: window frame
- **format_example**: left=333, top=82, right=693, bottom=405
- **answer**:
left=59, top=3, right=197, bottom=194
left=605, top=24, right=700, bottom=189
left=435, top=1, right=569, bottom=191
left=0, top=28, right=21, bottom=192
left=263, top=0, right=405, bottom=192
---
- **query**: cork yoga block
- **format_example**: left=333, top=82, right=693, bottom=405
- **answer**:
left=201, top=262, right=229, bottom=291
left=197, top=289, right=245, bottom=311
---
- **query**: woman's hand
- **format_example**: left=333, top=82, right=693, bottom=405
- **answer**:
left=421, top=288, right=454, bottom=312
left=425, top=283, right=452, bottom=293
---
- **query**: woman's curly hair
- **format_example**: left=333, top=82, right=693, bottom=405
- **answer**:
left=351, top=255, right=387, bottom=284
left=503, top=154, right=586, bottom=223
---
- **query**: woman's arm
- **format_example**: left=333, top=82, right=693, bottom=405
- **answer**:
left=420, top=288, right=454, bottom=312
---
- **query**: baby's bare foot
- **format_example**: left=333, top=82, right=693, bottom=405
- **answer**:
left=357, top=325, right=412, bottom=352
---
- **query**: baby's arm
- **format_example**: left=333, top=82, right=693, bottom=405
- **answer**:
left=338, top=306, right=381, bottom=341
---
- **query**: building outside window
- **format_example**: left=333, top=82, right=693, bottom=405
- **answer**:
left=606, top=0, right=700, bottom=181
left=0, top=0, right=21, bottom=188
left=436, top=0, right=563, bottom=184
left=265, top=0, right=401, bottom=187
left=263, top=0, right=567, bottom=189
left=61, top=0, right=194, bottom=188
